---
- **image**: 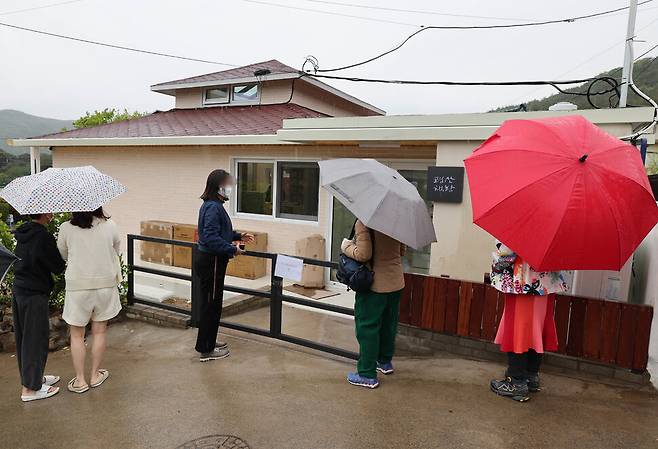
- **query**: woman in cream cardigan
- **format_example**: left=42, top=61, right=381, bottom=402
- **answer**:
left=57, top=207, right=122, bottom=394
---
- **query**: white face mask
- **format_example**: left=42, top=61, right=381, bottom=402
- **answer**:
left=218, top=185, right=233, bottom=199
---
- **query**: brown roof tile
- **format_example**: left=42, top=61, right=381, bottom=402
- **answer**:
left=151, top=60, right=298, bottom=89
left=36, top=104, right=325, bottom=139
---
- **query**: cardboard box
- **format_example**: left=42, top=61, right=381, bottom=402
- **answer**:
left=172, top=224, right=198, bottom=269
left=295, top=234, right=326, bottom=288
left=140, top=221, right=174, bottom=266
left=226, top=230, right=268, bottom=280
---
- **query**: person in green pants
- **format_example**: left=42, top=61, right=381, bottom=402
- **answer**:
left=342, top=219, right=405, bottom=389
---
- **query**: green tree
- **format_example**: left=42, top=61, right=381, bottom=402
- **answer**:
left=73, top=108, right=147, bottom=129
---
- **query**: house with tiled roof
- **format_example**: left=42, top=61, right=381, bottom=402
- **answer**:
left=8, top=59, right=656, bottom=295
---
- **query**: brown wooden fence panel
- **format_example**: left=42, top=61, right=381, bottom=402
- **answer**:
left=432, top=278, right=448, bottom=333
left=399, top=273, right=653, bottom=371
left=444, top=280, right=460, bottom=334
left=616, top=304, right=640, bottom=368
left=632, top=306, right=653, bottom=371
left=469, top=284, right=485, bottom=339
left=420, top=276, right=435, bottom=330
left=399, top=273, right=413, bottom=325
left=481, top=286, right=499, bottom=341
left=599, top=301, right=621, bottom=364
left=457, top=282, right=473, bottom=336
left=409, top=275, right=425, bottom=327
left=495, top=292, right=505, bottom=333
left=566, top=297, right=587, bottom=358
left=554, top=295, right=572, bottom=354
left=583, top=298, right=604, bottom=360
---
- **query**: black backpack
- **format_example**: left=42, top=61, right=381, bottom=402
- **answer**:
left=336, top=222, right=375, bottom=293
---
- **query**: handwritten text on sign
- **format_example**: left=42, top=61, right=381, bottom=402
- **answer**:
left=427, top=167, right=464, bottom=203
left=274, top=254, right=304, bottom=282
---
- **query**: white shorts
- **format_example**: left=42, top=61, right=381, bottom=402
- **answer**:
left=63, top=287, right=122, bottom=327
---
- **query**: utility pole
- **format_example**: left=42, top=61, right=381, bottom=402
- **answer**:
left=619, top=0, right=638, bottom=107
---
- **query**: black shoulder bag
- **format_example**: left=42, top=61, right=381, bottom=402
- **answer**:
left=336, top=222, right=375, bottom=293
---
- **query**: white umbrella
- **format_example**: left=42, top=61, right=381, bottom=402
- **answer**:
left=319, top=159, right=437, bottom=250
left=0, top=166, right=126, bottom=214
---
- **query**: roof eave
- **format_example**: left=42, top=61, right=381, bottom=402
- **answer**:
left=150, top=72, right=301, bottom=93
left=150, top=73, right=386, bottom=116
left=7, top=135, right=292, bottom=147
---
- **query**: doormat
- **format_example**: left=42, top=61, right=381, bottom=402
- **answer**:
left=285, top=284, right=340, bottom=300
left=176, top=435, right=250, bottom=449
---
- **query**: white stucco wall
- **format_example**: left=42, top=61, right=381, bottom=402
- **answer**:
left=52, top=144, right=435, bottom=258
left=635, top=223, right=658, bottom=387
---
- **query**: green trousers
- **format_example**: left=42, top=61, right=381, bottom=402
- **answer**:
left=354, top=289, right=402, bottom=379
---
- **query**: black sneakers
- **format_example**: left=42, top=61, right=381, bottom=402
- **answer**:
left=199, top=347, right=230, bottom=362
left=527, top=374, right=541, bottom=392
left=490, top=377, right=530, bottom=402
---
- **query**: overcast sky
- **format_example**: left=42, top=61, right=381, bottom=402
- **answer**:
left=1, top=0, right=657, bottom=119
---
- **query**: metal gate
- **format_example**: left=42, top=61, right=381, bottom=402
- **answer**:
left=127, top=234, right=358, bottom=360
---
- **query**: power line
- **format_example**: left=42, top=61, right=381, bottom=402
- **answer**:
left=304, top=0, right=535, bottom=22
left=0, top=21, right=239, bottom=67
left=241, top=0, right=419, bottom=27
left=306, top=0, right=658, bottom=23
left=635, top=42, right=658, bottom=60
left=0, top=0, right=86, bottom=16
left=308, top=0, right=655, bottom=73
left=303, top=72, right=616, bottom=90
left=505, top=12, right=658, bottom=104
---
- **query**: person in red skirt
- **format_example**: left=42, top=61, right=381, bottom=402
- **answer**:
left=489, top=241, right=568, bottom=402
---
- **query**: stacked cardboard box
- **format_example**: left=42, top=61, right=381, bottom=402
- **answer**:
left=140, top=221, right=175, bottom=265
left=172, top=224, right=198, bottom=269
left=295, top=234, right=326, bottom=288
left=226, top=230, right=268, bottom=280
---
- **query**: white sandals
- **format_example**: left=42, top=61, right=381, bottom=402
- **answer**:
left=67, top=378, right=90, bottom=394
left=43, top=375, right=60, bottom=386
left=21, top=384, right=60, bottom=402
left=91, top=369, right=109, bottom=388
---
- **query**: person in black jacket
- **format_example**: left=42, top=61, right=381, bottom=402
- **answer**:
left=13, top=213, right=66, bottom=402
left=195, top=169, right=253, bottom=362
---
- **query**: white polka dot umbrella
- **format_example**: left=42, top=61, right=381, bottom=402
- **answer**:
left=0, top=166, right=126, bottom=214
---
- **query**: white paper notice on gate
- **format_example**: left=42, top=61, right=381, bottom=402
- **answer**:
left=274, top=254, right=304, bottom=282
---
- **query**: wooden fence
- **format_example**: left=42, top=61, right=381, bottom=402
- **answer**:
left=399, top=273, right=654, bottom=371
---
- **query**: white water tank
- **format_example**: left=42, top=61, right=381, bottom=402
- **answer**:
left=548, top=102, right=578, bottom=111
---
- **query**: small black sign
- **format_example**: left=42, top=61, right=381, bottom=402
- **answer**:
left=427, top=166, right=464, bottom=203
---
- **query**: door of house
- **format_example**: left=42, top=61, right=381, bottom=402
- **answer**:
left=329, top=162, right=433, bottom=279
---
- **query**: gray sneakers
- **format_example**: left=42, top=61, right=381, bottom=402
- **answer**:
left=200, top=347, right=230, bottom=362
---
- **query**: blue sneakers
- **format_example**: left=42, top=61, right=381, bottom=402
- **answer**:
left=376, top=362, right=394, bottom=375
left=347, top=372, right=379, bottom=389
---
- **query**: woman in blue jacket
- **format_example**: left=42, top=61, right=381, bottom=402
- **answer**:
left=196, top=169, right=253, bottom=362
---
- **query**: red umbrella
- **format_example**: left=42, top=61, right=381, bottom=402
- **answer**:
left=464, top=115, right=658, bottom=271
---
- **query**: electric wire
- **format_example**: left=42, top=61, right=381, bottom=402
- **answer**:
left=0, top=21, right=239, bottom=67
left=304, top=0, right=536, bottom=22
left=0, top=0, right=86, bottom=16
left=306, top=0, right=655, bottom=73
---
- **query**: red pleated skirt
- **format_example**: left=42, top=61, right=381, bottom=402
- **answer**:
left=494, top=293, right=558, bottom=354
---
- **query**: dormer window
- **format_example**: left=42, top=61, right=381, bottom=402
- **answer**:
left=203, top=86, right=229, bottom=105
left=232, top=83, right=259, bottom=103
left=203, top=83, right=260, bottom=106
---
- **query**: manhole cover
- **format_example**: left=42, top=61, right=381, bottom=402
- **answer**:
left=176, top=435, right=250, bottom=449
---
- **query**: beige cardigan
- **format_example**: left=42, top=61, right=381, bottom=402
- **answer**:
left=57, top=218, right=122, bottom=291
left=341, top=220, right=405, bottom=293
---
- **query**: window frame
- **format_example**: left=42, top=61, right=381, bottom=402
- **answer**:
left=232, top=158, right=321, bottom=224
left=202, top=86, right=230, bottom=105
left=231, top=83, right=260, bottom=104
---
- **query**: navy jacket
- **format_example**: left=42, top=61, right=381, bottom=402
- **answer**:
left=197, top=199, right=241, bottom=258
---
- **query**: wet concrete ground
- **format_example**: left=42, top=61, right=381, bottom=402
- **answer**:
left=1, top=320, right=658, bottom=449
